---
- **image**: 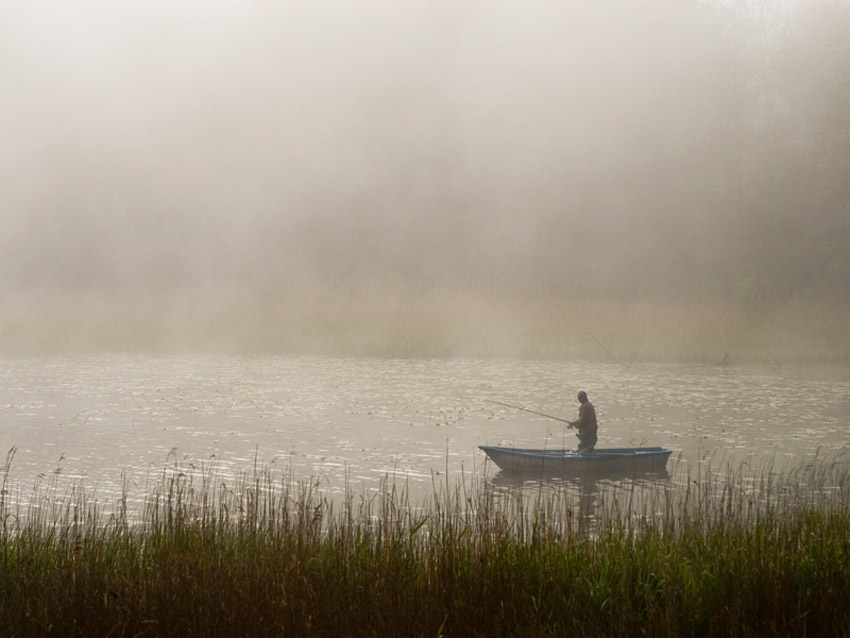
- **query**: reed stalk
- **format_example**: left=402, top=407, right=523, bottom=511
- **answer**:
left=1, top=450, right=849, bottom=636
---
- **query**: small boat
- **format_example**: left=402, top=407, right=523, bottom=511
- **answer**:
left=479, top=445, right=672, bottom=475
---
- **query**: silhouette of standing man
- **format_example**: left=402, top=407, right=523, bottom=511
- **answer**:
left=569, top=390, right=597, bottom=452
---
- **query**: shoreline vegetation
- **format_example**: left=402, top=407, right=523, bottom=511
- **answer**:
left=1, top=290, right=848, bottom=365
left=2, top=450, right=850, bottom=636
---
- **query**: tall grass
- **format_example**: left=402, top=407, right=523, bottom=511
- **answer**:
left=2, top=450, right=850, bottom=637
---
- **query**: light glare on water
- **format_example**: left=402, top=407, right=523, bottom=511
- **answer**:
left=1, top=354, right=849, bottom=513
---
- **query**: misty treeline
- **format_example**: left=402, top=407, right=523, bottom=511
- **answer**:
left=1, top=0, right=848, bottom=309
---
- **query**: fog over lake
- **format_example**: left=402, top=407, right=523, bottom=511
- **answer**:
left=1, top=1, right=848, bottom=510
left=2, top=1, right=848, bottom=352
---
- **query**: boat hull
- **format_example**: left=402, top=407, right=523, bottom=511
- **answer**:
left=479, top=445, right=672, bottom=475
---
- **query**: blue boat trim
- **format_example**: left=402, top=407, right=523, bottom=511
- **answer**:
left=479, top=445, right=672, bottom=474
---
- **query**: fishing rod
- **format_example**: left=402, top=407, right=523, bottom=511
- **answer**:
left=486, top=400, right=574, bottom=426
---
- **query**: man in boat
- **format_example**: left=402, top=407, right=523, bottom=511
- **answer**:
left=569, top=390, right=597, bottom=453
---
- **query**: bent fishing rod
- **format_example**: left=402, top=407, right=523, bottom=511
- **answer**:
left=486, top=400, right=574, bottom=426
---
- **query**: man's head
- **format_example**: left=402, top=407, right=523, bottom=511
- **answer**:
left=577, top=390, right=587, bottom=403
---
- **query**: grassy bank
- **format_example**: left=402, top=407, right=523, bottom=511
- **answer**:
left=2, top=452, right=850, bottom=636
left=2, top=288, right=849, bottom=364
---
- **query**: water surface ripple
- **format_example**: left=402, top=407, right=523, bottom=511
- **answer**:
left=2, top=355, right=848, bottom=510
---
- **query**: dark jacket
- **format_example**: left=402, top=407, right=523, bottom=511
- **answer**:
left=575, top=401, right=598, bottom=437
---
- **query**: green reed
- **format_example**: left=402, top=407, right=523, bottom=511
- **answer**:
left=2, top=450, right=850, bottom=637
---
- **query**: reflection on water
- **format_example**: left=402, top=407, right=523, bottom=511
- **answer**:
left=0, top=355, right=848, bottom=515
left=486, top=468, right=673, bottom=533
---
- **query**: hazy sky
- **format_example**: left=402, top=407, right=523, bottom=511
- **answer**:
left=0, top=0, right=836, bottom=303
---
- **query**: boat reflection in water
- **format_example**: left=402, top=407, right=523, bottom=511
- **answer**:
left=481, top=447, right=673, bottom=533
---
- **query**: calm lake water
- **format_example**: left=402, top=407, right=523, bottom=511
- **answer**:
left=2, top=354, right=849, bottom=514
